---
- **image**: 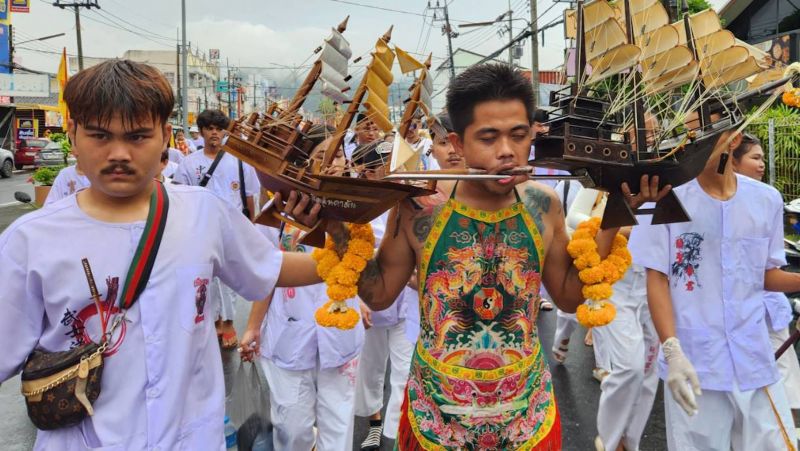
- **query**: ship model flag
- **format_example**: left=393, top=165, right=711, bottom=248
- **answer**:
left=222, top=19, right=431, bottom=247
left=532, top=0, right=800, bottom=228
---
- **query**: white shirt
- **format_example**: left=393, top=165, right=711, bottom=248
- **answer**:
left=258, top=224, right=364, bottom=371
left=173, top=151, right=260, bottom=212
left=0, top=185, right=283, bottom=450
left=344, top=130, right=357, bottom=160
left=630, top=175, right=785, bottom=391
left=162, top=160, right=179, bottom=179
left=410, top=137, right=434, bottom=170
left=529, top=145, right=571, bottom=188
left=45, top=165, right=90, bottom=205
left=190, top=136, right=205, bottom=152
left=167, top=147, right=185, bottom=164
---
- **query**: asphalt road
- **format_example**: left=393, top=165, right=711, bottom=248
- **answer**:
left=0, top=169, right=34, bottom=206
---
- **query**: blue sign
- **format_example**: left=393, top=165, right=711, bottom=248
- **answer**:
left=0, top=0, right=8, bottom=21
left=0, top=24, right=9, bottom=74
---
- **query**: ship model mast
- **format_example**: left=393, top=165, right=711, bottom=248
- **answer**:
left=222, top=20, right=431, bottom=247
left=532, top=0, right=799, bottom=228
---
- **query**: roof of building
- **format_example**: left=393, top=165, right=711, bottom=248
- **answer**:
left=719, top=0, right=753, bottom=26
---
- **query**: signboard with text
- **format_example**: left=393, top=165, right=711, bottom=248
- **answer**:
left=10, top=0, right=28, bottom=13
left=0, top=73, right=50, bottom=97
left=0, top=0, right=9, bottom=21
left=17, top=118, right=38, bottom=140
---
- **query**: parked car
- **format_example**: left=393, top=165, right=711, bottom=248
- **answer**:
left=34, top=142, right=75, bottom=168
left=14, top=138, right=49, bottom=169
left=0, top=147, right=14, bottom=178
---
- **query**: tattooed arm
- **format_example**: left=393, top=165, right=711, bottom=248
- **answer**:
left=328, top=203, right=418, bottom=311
left=522, top=183, right=585, bottom=313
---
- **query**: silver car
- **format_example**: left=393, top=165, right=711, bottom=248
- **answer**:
left=34, top=142, right=76, bottom=168
left=0, top=147, right=13, bottom=178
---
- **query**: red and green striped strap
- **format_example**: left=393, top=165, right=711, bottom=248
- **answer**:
left=118, top=181, right=170, bottom=310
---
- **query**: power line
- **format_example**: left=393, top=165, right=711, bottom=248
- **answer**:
left=82, top=10, right=174, bottom=48
left=94, top=7, right=175, bottom=41
left=326, top=0, right=471, bottom=22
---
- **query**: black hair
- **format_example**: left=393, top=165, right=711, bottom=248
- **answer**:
left=197, top=109, right=230, bottom=131
left=445, top=64, right=535, bottom=136
left=307, top=124, right=336, bottom=151
left=732, top=133, right=762, bottom=162
left=431, top=113, right=454, bottom=139
left=161, top=149, right=169, bottom=162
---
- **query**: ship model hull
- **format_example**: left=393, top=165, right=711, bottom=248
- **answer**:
left=532, top=92, right=740, bottom=228
left=224, top=111, right=432, bottom=246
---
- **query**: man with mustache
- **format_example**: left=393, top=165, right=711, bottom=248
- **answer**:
left=0, top=60, right=326, bottom=450
left=174, top=109, right=260, bottom=349
left=328, top=64, right=667, bottom=449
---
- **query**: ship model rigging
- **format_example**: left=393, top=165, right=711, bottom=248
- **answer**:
left=221, top=18, right=434, bottom=246
left=532, top=0, right=800, bottom=228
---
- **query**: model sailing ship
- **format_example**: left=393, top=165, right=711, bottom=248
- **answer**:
left=532, top=0, right=800, bottom=228
left=221, top=18, right=433, bottom=246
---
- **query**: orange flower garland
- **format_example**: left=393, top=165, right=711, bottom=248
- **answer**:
left=312, top=223, right=375, bottom=329
left=566, top=217, right=632, bottom=328
left=783, top=87, right=800, bottom=108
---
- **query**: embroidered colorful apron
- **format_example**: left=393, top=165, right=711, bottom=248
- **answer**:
left=397, top=186, right=561, bottom=450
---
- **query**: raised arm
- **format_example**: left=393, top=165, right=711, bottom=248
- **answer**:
left=329, top=205, right=417, bottom=311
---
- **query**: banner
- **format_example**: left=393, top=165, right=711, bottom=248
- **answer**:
left=0, top=0, right=8, bottom=21
left=10, top=0, right=28, bottom=13
left=0, top=24, right=9, bottom=74
left=0, top=73, right=50, bottom=96
left=17, top=118, right=38, bottom=140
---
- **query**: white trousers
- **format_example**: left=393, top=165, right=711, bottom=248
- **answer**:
left=592, top=269, right=659, bottom=451
left=771, top=326, right=800, bottom=410
left=354, top=321, right=414, bottom=439
left=553, top=309, right=610, bottom=370
left=261, top=356, right=358, bottom=451
left=210, top=276, right=237, bottom=321
left=665, top=379, right=797, bottom=451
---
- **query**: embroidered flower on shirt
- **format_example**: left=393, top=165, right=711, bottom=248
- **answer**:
left=671, top=233, right=703, bottom=291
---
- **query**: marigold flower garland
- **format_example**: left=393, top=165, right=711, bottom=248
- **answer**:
left=311, top=223, right=375, bottom=330
left=783, top=87, right=800, bottom=108
left=566, top=217, right=632, bottom=328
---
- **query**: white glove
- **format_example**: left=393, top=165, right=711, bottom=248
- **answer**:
left=662, top=337, right=702, bottom=416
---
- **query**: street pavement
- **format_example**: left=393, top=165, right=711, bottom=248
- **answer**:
left=0, top=200, right=669, bottom=450
left=0, top=170, right=35, bottom=206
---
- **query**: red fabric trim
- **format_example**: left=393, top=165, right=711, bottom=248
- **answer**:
left=122, top=185, right=164, bottom=307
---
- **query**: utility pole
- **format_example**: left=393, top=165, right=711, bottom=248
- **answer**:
left=226, top=58, right=233, bottom=119
left=508, top=1, right=513, bottom=64
left=530, top=0, right=540, bottom=107
left=54, top=1, right=99, bottom=71
left=430, top=1, right=458, bottom=79
left=176, top=40, right=181, bottom=126
left=180, top=0, right=189, bottom=132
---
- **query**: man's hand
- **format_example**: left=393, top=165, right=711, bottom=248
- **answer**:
left=360, top=301, right=373, bottom=330
left=663, top=337, right=701, bottom=416
left=273, top=191, right=322, bottom=229
left=238, top=328, right=261, bottom=362
left=621, top=175, right=672, bottom=210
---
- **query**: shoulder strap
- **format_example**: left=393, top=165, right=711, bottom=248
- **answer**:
left=199, top=151, right=226, bottom=187
left=238, top=159, right=250, bottom=219
left=118, top=181, right=170, bottom=309
left=563, top=180, right=571, bottom=215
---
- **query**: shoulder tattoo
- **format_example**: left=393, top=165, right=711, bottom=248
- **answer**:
left=522, top=186, right=552, bottom=234
left=411, top=205, right=442, bottom=244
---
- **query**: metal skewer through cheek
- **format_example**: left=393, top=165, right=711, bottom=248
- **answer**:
left=382, top=166, right=588, bottom=181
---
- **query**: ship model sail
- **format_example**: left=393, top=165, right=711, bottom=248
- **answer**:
left=533, top=0, right=800, bottom=228
left=221, top=18, right=431, bottom=246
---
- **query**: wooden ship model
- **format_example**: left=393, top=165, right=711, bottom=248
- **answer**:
left=532, top=0, right=799, bottom=228
left=221, top=18, right=431, bottom=246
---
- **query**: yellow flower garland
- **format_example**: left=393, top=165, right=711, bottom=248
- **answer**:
left=311, top=223, right=375, bottom=330
left=566, top=217, right=632, bottom=328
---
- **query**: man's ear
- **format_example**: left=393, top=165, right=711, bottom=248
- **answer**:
left=448, top=131, right=464, bottom=157
left=163, top=123, right=173, bottom=149
left=728, top=131, right=743, bottom=152
left=66, top=119, right=76, bottom=147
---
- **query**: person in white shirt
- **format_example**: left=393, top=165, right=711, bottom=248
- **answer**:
left=44, top=161, right=91, bottom=205
left=240, top=127, right=364, bottom=451
left=630, top=112, right=798, bottom=450
left=404, top=115, right=434, bottom=170
left=189, top=125, right=205, bottom=152
left=0, top=60, right=327, bottom=451
left=345, top=113, right=379, bottom=161
left=174, top=109, right=260, bottom=349
left=174, top=128, right=197, bottom=155
left=167, top=146, right=185, bottom=164
left=731, top=133, right=800, bottom=424
left=349, top=144, right=416, bottom=449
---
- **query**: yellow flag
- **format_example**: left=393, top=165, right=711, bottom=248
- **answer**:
left=57, top=48, right=69, bottom=131
left=395, top=46, right=425, bottom=74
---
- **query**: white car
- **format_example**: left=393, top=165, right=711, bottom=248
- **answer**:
left=0, top=147, right=14, bottom=178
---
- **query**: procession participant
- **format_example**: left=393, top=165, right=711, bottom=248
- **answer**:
left=189, top=125, right=205, bottom=152
left=157, top=149, right=178, bottom=185
left=174, top=108, right=260, bottom=349
left=345, top=113, right=379, bottom=161
left=44, top=157, right=91, bottom=205
left=240, top=126, right=364, bottom=451
left=167, top=145, right=185, bottom=164
left=427, top=113, right=465, bottom=171
left=174, top=128, right=196, bottom=155
left=327, top=64, right=666, bottom=449
left=528, top=109, right=570, bottom=191
left=350, top=144, right=416, bottom=449
left=731, top=133, right=800, bottom=422
left=630, top=113, right=797, bottom=450
left=404, top=114, right=433, bottom=170
left=0, top=59, right=327, bottom=450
